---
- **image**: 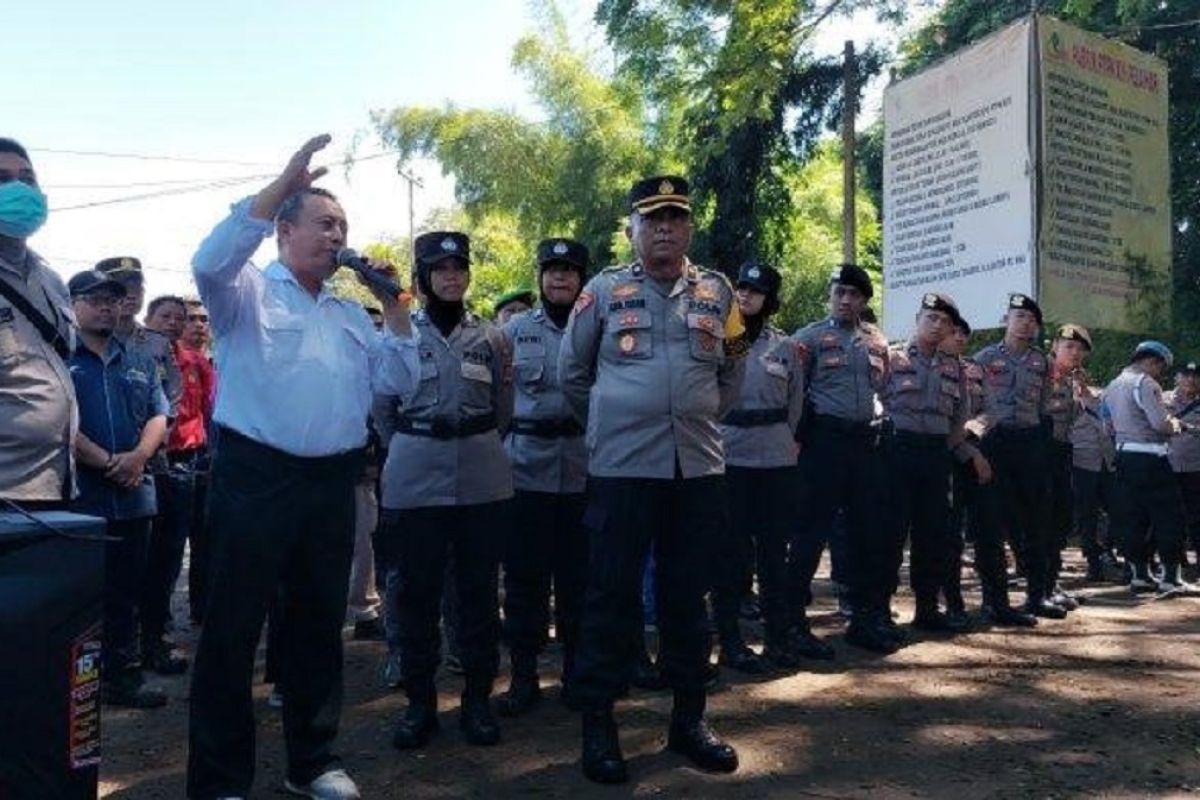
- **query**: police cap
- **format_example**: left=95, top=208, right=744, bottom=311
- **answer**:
left=1056, top=323, right=1093, bottom=352
left=536, top=238, right=589, bottom=273
left=95, top=256, right=144, bottom=284
left=736, top=262, right=781, bottom=297
left=629, top=175, right=690, bottom=216
left=414, top=231, right=470, bottom=267
left=829, top=263, right=873, bottom=299
left=68, top=270, right=127, bottom=298
left=1007, top=292, right=1042, bottom=324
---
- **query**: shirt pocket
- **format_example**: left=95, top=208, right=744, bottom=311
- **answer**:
left=609, top=308, right=653, bottom=360
left=261, top=308, right=307, bottom=366
left=119, top=366, right=154, bottom=424
left=514, top=343, right=546, bottom=390
left=460, top=353, right=495, bottom=414
left=889, top=369, right=922, bottom=410
left=686, top=312, right=724, bottom=362
left=818, top=339, right=847, bottom=371
left=938, top=377, right=960, bottom=416
left=406, top=353, right=440, bottom=412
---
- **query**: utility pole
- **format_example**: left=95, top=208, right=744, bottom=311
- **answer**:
left=396, top=167, right=424, bottom=259
left=842, top=40, right=857, bottom=265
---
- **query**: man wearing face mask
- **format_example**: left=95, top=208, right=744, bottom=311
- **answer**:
left=187, top=135, right=405, bottom=800
left=373, top=230, right=514, bottom=751
left=0, top=138, right=78, bottom=508
left=497, top=238, right=590, bottom=716
left=560, top=176, right=747, bottom=784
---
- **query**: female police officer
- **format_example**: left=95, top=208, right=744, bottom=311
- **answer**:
left=373, top=231, right=514, bottom=749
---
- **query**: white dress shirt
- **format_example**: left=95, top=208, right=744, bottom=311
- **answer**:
left=192, top=197, right=379, bottom=457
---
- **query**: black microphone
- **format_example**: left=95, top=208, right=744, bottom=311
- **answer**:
left=335, top=247, right=405, bottom=298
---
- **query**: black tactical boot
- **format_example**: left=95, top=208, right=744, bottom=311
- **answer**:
left=392, top=681, right=439, bottom=750
left=911, top=596, right=952, bottom=633
left=666, top=691, right=738, bottom=773
left=459, top=680, right=500, bottom=745
left=788, top=619, right=835, bottom=660
left=497, top=651, right=541, bottom=717
left=845, top=609, right=900, bottom=655
left=581, top=707, right=627, bottom=784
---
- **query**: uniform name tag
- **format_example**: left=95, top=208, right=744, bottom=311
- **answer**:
left=461, top=362, right=492, bottom=383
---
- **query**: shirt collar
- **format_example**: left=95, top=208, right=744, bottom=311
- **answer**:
left=265, top=260, right=333, bottom=303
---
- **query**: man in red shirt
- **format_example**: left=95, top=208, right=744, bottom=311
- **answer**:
left=142, top=295, right=217, bottom=672
left=178, top=298, right=217, bottom=623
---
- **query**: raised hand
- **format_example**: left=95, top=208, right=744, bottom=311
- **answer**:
left=251, top=134, right=333, bottom=220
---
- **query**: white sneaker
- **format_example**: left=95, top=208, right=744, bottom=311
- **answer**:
left=284, top=768, right=361, bottom=800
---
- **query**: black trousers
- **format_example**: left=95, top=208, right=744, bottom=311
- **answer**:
left=187, top=430, right=360, bottom=799
left=791, top=426, right=883, bottom=614
left=944, top=460, right=975, bottom=606
left=573, top=475, right=723, bottom=708
left=502, top=490, right=588, bottom=669
left=1177, top=472, right=1200, bottom=554
left=188, top=449, right=213, bottom=623
left=1046, top=441, right=1074, bottom=583
left=880, top=434, right=953, bottom=606
left=142, top=465, right=195, bottom=649
left=103, top=517, right=152, bottom=675
left=377, top=502, right=503, bottom=689
left=717, top=465, right=796, bottom=648
left=970, top=428, right=1050, bottom=604
left=1073, top=467, right=1115, bottom=562
left=1114, top=452, right=1185, bottom=568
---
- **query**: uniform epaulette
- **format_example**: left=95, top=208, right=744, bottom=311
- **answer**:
left=599, top=264, right=627, bottom=275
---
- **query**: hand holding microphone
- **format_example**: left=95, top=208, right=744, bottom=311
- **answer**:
left=336, top=247, right=413, bottom=336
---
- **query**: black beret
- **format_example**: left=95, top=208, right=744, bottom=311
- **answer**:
left=1007, top=292, right=1042, bottom=324
left=414, top=231, right=470, bottom=266
left=736, top=262, right=781, bottom=297
left=536, top=238, right=589, bottom=272
left=1056, top=323, right=1093, bottom=351
left=920, top=291, right=960, bottom=320
left=68, top=270, right=127, bottom=298
left=829, top=263, right=873, bottom=299
left=629, top=175, right=690, bottom=215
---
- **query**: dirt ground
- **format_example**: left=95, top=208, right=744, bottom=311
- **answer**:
left=98, top=554, right=1200, bottom=799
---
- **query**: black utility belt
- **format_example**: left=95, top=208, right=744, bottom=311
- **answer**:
left=886, top=428, right=947, bottom=447
left=811, top=413, right=875, bottom=437
left=722, top=408, right=788, bottom=428
left=397, top=414, right=497, bottom=440
left=987, top=425, right=1045, bottom=443
left=510, top=417, right=583, bottom=438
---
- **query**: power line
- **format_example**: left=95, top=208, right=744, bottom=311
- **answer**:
left=48, top=151, right=398, bottom=213
left=44, top=175, right=273, bottom=190
left=31, top=148, right=277, bottom=167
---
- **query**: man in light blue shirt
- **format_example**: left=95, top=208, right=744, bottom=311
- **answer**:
left=187, top=135, right=407, bottom=800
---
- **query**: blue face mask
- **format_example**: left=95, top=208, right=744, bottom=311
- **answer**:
left=0, top=180, right=49, bottom=239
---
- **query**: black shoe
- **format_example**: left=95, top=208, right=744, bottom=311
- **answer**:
left=496, top=672, right=542, bottom=717
left=666, top=719, right=739, bottom=773
left=1024, top=598, right=1068, bottom=620
left=761, top=645, right=803, bottom=671
left=944, top=607, right=974, bottom=633
left=581, top=709, right=627, bottom=784
left=845, top=620, right=900, bottom=654
left=788, top=625, right=835, bottom=660
left=631, top=654, right=668, bottom=691
left=460, top=692, right=500, bottom=746
left=392, top=696, right=439, bottom=750
left=103, top=671, right=167, bottom=709
left=704, top=661, right=721, bottom=690
left=1049, top=585, right=1080, bottom=611
left=981, top=604, right=1037, bottom=628
left=143, top=639, right=189, bottom=676
left=352, top=618, right=386, bottom=641
left=718, top=643, right=767, bottom=675
left=911, top=609, right=953, bottom=633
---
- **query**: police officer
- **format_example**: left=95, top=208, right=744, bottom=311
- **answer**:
left=374, top=231, right=515, bottom=749
left=0, top=138, right=78, bottom=509
left=791, top=265, right=891, bottom=653
left=876, top=293, right=980, bottom=642
left=937, top=313, right=990, bottom=628
left=1104, top=342, right=1193, bottom=591
left=495, top=288, right=536, bottom=325
left=560, top=176, right=745, bottom=784
left=1045, top=324, right=1091, bottom=607
left=1166, top=361, right=1200, bottom=565
left=965, top=294, right=1059, bottom=624
left=714, top=262, right=805, bottom=672
left=1071, top=382, right=1118, bottom=581
left=497, top=237, right=589, bottom=716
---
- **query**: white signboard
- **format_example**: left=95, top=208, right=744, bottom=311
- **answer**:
left=883, top=18, right=1036, bottom=339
